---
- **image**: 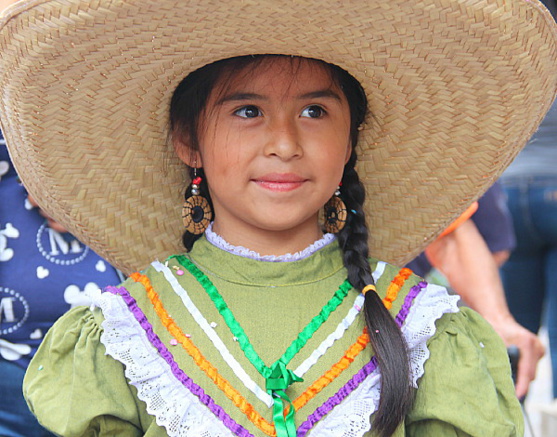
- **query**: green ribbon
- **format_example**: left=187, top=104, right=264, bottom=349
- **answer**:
left=266, top=362, right=303, bottom=437
left=173, top=255, right=352, bottom=378
left=172, top=255, right=352, bottom=434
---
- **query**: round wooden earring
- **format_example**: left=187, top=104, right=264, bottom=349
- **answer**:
left=182, top=195, right=212, bottom=234
left=323, top=196, right=348, bottom=233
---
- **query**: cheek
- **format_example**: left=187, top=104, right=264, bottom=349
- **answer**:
left=204, top=147, right=246, bottom=176
left=318, top=137, right=351, bottom=168
left=200, top=122, right=254, bottom=171
left=322, top=151, right=350, bottom=188
left=201, top=149, right=246, bottom=193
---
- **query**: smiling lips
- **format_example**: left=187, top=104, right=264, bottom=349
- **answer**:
left=253, top=173, right=307, bottom=192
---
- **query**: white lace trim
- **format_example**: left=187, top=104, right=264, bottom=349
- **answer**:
left=309, top=371, right=382, bottom=437
left=205, top=223, right=336, bottom=262
left=405, top=283, right=460, bottom=388
left=96, top=277, right=459, bottom=437
left=95, top=291, right=234, bottom=437
left=309, top=283, right=460, bottom=437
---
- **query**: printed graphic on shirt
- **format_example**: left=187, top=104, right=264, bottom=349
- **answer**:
left=0, top=159, right=8, bottom=181
left=0, top=223, right=19, bottom=262
left=64, top=282, right=100, bottom=308
left=0, top=338, right=32, bottom=361
left=30, top=328, right=43, bottom=340
left=36, top=223, right=89, bottom=265
left=1, top=281, right=98, bottom=333
left=24, top=197, right=33, bottom=210
left=0, top=286, right=29, bottom=336
left=36, top=266, right=49, bottom=279
left=0, top=285, right=31, bottom=361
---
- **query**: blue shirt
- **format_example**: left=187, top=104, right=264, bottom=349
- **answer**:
left=0, top=130, right=123, bottom=369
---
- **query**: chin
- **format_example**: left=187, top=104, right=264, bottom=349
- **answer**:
left=253, top=215, right=321, bottom=234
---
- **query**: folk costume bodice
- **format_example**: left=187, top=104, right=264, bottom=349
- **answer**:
left=23, top=235, right=523, bottom=436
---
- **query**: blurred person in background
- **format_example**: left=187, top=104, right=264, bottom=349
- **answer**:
left=408, top=183, right=545, bottom=399
left=0, top=128, right=123, bottom=436
left=499, top=74, right=557, bottom=400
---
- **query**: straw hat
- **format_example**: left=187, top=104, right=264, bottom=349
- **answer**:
left=0, top=0, right=556, bottom=274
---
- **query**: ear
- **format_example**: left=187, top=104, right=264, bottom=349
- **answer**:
left=173, top=135, right=202, bottom=168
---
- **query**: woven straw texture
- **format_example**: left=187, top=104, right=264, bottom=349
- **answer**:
left=0, top=0, right=556, bottom=274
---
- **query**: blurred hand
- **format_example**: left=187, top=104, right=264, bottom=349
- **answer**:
left=487, top=316, right=545, bottom=399
left=425, top=219, right=544, bottom=398
left=27, top=195, right=68, bottom=233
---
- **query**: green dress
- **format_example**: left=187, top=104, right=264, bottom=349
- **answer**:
left=23, top=236, right=523, bottom=436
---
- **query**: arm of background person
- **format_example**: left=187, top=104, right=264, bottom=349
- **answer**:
left=425, top=218, right=544, bottom=399
left=492, top=250, right=511, bottom=267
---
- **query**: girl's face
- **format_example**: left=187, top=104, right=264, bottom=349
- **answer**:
left=177, top=57, right=352, bottom=253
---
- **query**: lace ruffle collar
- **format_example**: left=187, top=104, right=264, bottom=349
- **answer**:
left=96, top=264, right=459, bottom=437
left=204, top=222, right=336, bottom=262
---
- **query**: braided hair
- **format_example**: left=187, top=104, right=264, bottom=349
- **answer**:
left=331, top=62, right=414, bottom=434
left=338, top=152, right=413, bottom=436
left=170, top=55, right=414, bottom=436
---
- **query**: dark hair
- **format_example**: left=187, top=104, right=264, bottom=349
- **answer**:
left=169, top=55, right=413, bottom=436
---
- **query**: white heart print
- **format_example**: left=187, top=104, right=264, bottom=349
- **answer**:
left=37, top=266, right=49, bottom=279
left=30, top=329, right=43, bottom=340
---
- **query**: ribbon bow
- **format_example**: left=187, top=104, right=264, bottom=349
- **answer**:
left=266, top=361, right=303, bottom=437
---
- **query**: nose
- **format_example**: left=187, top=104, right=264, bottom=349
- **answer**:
left=264, top=116, right=303, bottom=160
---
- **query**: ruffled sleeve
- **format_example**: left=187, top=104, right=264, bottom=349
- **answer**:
left=406, top=307, right=524, bottom=436
left=23, top=305, right=151, bottom=436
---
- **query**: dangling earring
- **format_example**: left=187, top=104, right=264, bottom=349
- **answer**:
left=323, top=185, right=347, bottom=233
left=182, top=168, right=213, bottom=235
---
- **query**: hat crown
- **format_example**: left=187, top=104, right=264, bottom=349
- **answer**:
left=1, top=0, right=556, bottom=273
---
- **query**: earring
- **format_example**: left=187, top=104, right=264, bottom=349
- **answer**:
left=182, top=169, right=212, bottom=235
left=323, top=185, right=347, bottom=233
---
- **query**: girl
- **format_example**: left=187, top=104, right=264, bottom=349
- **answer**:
left=1, top=0, right=556, bottom=436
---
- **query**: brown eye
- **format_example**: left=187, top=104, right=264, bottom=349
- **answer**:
left=301, top=105, right=325, bottom=118
left=235, top=105, right=261, bottom=118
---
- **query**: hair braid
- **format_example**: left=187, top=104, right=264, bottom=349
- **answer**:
left=338, top=152, right=414, bottom=437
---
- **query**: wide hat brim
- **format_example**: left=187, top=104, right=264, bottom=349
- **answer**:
left=1, top=0, right=556, bottom=274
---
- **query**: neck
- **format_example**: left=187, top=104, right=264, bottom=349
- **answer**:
left=211, top=217, right=324, bottom=257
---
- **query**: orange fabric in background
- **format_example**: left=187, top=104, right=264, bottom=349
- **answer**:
left=438, top=202, right=478, bottom=238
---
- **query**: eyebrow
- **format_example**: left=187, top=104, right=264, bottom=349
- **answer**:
left=298, top=89, right=342, bottom=101
left=216, top=93, right=266, bottom=105
left=216, top=89, right=342, bottom=105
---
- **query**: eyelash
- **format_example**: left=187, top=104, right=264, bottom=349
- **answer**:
left=233, top=104, right=327, bottom=119
left=233, top=105, right=261, bottom=118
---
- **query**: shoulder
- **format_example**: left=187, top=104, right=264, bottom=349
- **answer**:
left=370, top=258, right=441, bottom=318
left=369, top=261, right=524, bottom=434
left=98, top=259, right=181, bottom=311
